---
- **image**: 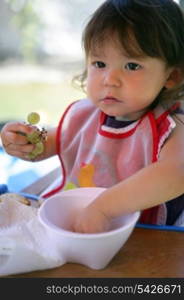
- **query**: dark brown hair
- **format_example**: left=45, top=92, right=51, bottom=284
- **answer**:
left=75, top=0, right=184, bottom=107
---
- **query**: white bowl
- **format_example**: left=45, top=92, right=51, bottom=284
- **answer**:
left=38, top=187, right=140, bottom=270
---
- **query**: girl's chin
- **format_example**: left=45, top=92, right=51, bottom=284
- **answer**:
left=98, top=102, right=127, bottom=116
left=100, top=106, right=147, bottom=120
left=102, top=110, right=124, bottom=117
left=99, top=106, right=124, bottom=117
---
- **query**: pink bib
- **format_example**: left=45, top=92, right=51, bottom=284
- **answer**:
left=43, top=99, right=177, bottom=225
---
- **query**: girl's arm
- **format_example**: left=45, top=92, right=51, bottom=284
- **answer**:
left=72, top=114, right=184, bottom=233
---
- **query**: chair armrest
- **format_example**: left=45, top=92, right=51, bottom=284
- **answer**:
left=21, top=167, right=61, bottom=195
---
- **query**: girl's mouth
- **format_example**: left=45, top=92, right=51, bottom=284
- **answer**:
left=101, top=97, right=121, bottom=104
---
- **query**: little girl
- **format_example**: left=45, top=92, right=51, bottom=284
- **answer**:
left=1, top=0, right=184, bottom=233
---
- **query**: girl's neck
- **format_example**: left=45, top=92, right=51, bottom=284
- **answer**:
left=115, top=116, right=136, bottom=121
left=115, top=109, right=148, bottom=122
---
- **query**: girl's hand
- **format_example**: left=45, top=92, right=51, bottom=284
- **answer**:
left=71, top=204, right=111, bottom=234
left=0, top=121, right=36, bottom=160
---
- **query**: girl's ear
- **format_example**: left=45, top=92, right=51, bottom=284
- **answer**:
left=165, top=68, right=183, bottom=89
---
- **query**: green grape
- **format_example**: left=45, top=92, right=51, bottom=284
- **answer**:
left=34, top=141, right=44, bottom=154
left=26, top=112, right=46, bottom=160
left=28, top=141, right=44, bottom=160
left=27, top=112, right=40, bottom=125
left=27, top=131, right=41, bottom=144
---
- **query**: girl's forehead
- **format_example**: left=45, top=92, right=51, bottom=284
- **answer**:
left=89, top=38, right=120, bottom=55
left=89, top=31, right=121, bottom=52
left=88, top=31, right=144, bottom=59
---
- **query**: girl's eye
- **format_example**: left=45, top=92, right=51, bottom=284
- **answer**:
left=93, top=61, right=106, bottom=68
left=125, top=62, right=142, bottom=71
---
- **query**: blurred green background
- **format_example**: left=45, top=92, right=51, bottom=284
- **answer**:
left=0, top=0, right=106, bottom=127
left=0, top=81, right=85, bottom=126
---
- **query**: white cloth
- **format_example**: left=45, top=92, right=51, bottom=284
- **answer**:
left=0, top=199, right=65, bottom=276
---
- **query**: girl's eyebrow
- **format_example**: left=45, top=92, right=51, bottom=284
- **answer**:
left=120, top=50, right=146, bottom=61
left=89, top=48, right=147, bottom=61
left=90, top=53, right=145, bottom=63
left=89, top=48, right=107, bottom=58
left=90, top=54, right=100, bottom=58
left=89, top=52, right=105, bottom=58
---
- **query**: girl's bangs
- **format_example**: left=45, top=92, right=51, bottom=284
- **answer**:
left=86, top=27, right=146, bottom=59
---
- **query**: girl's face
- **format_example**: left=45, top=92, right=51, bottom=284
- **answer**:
left=86, top=37, right=173, bottom=120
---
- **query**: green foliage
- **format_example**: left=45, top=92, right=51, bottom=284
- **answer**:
left=6, top=0, right=44, bottom=61
left=0, top=81, right=85, bottom=126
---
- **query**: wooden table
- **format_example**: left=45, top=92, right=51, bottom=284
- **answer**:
left=10, top=227, right=184, bottom=278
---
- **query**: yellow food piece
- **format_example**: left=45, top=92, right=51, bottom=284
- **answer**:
left=64, top=182, right=77, bottom=190
left=0, top=193, right=31, bottom=206
left=78, top=164, right=96, bottom=187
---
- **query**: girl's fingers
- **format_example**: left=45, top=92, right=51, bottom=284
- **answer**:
left=2, top=122, right=37, bottom=146
left=6, top=150, right=31, bottom=160
left=5, top=143, right=34, bottom=153
left=4, top=122, right=35, bottom=135
left=4, top=131, right=28, bottom=145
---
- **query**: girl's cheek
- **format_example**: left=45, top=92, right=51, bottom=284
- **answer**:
left=86, top=80, right=91, bottom=97
left=86, top=75, right=94, bottom=90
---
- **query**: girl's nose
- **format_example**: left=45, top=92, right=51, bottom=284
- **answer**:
left=103, top=70, right=121, bottom=87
